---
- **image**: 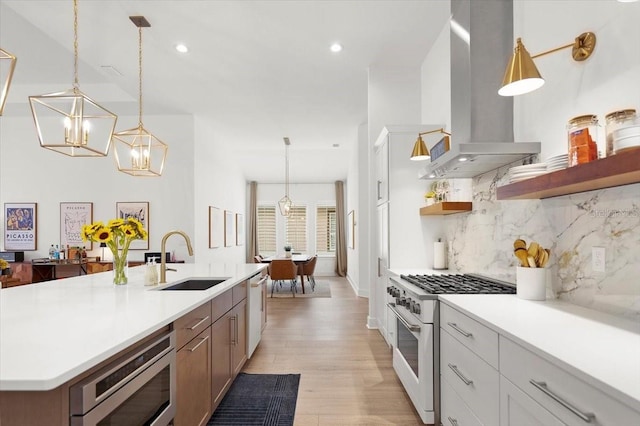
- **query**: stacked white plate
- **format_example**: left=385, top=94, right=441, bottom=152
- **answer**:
left=508, top=163, right=547, bottom=183
left=546, top=154, right=568, bottom=172
left=613, top=124, right=640, bottom=153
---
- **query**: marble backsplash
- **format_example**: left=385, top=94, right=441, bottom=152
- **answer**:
left=442, top=166, right=640, bottom=319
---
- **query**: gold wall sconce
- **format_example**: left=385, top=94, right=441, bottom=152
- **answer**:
left=29, top=0, right=118, bottom=157
left=498, top=32, right=597, bottom=97
left=0, top=48, right=17, bottom=116
left=411, top=128, right=451, bottom=161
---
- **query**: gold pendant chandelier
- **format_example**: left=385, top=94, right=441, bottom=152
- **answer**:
left=112, top=16, right=168, bottom=177
left=278, top=137, right=293, bottom=216
left=0, top=48, right=17, bottom=116
left=29, top=0, right=117, bottom=157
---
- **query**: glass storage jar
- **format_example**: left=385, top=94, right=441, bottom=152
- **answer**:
left=605, top=109, right=636, bottom=156
left=567, top=114, right=599, bottom=167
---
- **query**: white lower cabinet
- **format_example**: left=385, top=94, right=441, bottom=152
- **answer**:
left=500, top=375, right=565, bottom=426
left=500, top=336, right=640, bottom=426
left=441, top=379, right=483, bottom=426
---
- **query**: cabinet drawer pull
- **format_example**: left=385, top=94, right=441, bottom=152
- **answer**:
left=529, top=380, right=595, bottom=423
left=447, top=416, right=459, bottom=426
left=448, top=363, right=473, bottom=386
left=187, top=335, right=209, bottom=352
left=230, top=315, right=237, bottom=345
left=447, top=322, right=473, bottom=338
left=187, top=316, right=210, bottom=331
left=377, top=180, right=382, bottom=200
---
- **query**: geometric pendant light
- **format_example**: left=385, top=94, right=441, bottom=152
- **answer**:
left=28, top=0, right=118, bottom=157
left=278, top=137, right=293, bottom=216
left=0, top=48, right=17, bottom=116
left=112, top=16, right=168, bottom=177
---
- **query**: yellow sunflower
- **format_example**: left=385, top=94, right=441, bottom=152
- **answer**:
left=94, top=226, right=113, bottom=243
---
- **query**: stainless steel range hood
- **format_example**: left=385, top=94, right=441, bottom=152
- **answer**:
left=419, top=0, right=540, bottom=180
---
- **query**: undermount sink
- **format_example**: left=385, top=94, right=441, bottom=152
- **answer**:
left=160, top=278, right=230, bottom=291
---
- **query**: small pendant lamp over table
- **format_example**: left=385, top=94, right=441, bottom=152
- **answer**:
left=278, top=137, right=293, bottom=216
left=0, top=48, right=17, bottom=116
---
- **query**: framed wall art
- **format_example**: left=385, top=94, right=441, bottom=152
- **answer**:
left=208, top=206, right=223, bottom=248
left=224, top=210, right=235, bottom=247
left=116, top=201, right=149, bottom=250
left=4, top=202, right=37, bottom=251
left=60, top=202, right=93, bottom=250
left=348, top=210, right=355, bottom=249
left=236, top=213, right=244, bottom=246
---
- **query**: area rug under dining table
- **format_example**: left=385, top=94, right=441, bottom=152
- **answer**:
left=207, top=373, right=301, bottom=426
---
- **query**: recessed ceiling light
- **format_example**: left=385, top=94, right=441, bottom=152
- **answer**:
left=332, top=143, right=340, bottom=148
left=330, top=43, right=343, bottom=53
left=175, top=44, right=189, bottom=53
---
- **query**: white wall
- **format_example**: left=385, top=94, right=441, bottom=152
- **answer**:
left=193, top=117, right=248, bottom=265
left=254, top=182, right=338, bottom=276
left=0, top=112, right=196, bottom=262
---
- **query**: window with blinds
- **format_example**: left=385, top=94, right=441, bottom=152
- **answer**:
left=316, top=206, right=336, bottom=253
left=256, top=205, right=276, bottom=255
left=285, top=206, right=307, bottom=252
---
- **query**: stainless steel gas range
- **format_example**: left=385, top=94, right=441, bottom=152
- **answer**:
left=386, top=273, right=516, bottom=425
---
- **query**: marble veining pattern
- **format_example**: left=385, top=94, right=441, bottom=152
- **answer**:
left=442, top=165, right=640, bottom=319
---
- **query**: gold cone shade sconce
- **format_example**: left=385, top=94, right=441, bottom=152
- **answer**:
left=29, top=0, right=117, bottom=157
left=113, top=16, right=168, bottom=177
left=499, top=32, right=597, bottom=97
left=411, top=128, right=451, bottom=161
left=278, top=137, right=294, bottom=216
left=0, top=48, right=17, bottom=116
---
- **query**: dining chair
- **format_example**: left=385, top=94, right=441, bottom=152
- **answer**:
left=268, top=259, right=298, bottom=297
left=300, top=255, right=318, bottom=291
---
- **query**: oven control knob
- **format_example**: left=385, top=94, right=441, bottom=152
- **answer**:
left=413, top=304, right=421, bottom=314
left=386, top=287, right=392, bottom=295
left=405, top=297, right=412, bottom=308
left=398, top=296, right=406, bottom=306
left=409, top=300, right=415, bottom=311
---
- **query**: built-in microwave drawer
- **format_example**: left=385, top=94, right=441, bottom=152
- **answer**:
left=441, top=303, right=499, bottom=369
left=500, top=336, right=640, bottom=425
left=441, top=328, right=499, bottom=426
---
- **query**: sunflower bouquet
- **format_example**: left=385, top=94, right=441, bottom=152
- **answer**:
left=82, top=218, right=147, bottom=285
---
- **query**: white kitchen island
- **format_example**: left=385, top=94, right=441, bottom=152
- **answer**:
left=0, top=263, right=266, bottom=389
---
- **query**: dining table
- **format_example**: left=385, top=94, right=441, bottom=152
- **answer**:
left=261, top=254, right=312, bottom=293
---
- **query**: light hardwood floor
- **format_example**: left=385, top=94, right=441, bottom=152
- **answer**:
left=242, top=276, right=424, bottom=425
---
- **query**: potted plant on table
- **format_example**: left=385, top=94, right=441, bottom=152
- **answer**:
left=424, top=191, right=436, bottom=206
left=0, top=259, right=11, bottom=275
left=284, top=244, right=292, bottom=258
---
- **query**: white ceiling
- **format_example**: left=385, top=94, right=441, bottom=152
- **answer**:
left=0, top=0, right=449, bottom=183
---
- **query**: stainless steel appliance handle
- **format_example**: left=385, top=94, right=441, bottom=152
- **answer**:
left=187, top=335, right=209, bottom=352
left=448, top=363, right=473, bottom=386
left=529, top=380, right=595, bottom=423
left=447, top=322, right=473, bottom=338
left=251, top=276, right=268, bottom=287
left=447, top=416, right=459, bottom=426
left=188, top=316, right=210, bottom=331
left=377, top=180, right=382, bottom=200
left=387, top=303, right=421, bottom=332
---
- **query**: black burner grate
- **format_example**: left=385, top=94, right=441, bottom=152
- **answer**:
left=399, top=274, right=516, bottom=294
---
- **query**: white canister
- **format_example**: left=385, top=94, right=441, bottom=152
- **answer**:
left=516, top=267, right=546, bottom=301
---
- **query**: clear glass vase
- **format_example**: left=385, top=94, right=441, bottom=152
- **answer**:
left=112, top=250, right=129, bottom=285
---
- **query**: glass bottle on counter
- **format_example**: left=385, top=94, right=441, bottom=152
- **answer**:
left=605, top=109, right=636, bottom=157
left=567, top=114, right=599, bottom=167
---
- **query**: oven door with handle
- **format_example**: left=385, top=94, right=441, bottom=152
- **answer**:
left=70, top=331, right=176, bottom=426
left=388, top=303, right=435, bottom=424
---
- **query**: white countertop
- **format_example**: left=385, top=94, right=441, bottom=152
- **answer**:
left=0, top=263, right=266, bottom=391
left=439, top=294, right=640, bottom=412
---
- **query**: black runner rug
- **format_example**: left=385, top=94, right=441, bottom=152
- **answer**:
left=207, top=373, right=301, bottom=426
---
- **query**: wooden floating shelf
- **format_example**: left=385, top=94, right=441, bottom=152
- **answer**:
left=420, top=201, right=472, bottom=215
left=497, top=148, right=640, bottom=200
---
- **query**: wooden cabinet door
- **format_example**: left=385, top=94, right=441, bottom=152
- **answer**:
left=176, top=327, right=212, bottom=426
left=231, top=299, right=247, bottom=377
left=211, top=312, right=232, bottom=410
